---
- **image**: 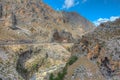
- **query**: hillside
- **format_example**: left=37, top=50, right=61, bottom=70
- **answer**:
left=0, top=0, right=96, bottom=80
left=0, top=0, right=95, bottom=42
left=1, top=0, right=120, bottom=80
left=70, top=18, right=120, bottom=80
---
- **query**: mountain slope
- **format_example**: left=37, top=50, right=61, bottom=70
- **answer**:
left=0, top=0, right=95, bottom=80
left=70, top=18, right=120, bottom=80
left=0, top=0, right=95, bottom=42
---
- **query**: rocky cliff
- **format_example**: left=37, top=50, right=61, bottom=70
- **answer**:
left=0, top=0, right=95, bottom=42
left=69, top=18, right=120, bottom=80
left=0, top=0, right=96, bottom=80
left=1, top=0, right=120, bottom=80
left=0, top=0, right=120, bottom=80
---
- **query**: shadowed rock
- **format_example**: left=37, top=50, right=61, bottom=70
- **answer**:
left=0, top=3, right=3, bottom=18
left=10, top=12, right=18, bottom=30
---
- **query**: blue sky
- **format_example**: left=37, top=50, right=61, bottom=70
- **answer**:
left=43, top=0, right=120, bottom=25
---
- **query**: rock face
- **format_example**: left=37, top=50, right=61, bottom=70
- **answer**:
left=0, top=0, right=94, bottom=41
left=10, top=12, right=18, bottom=30
left=0, top=1, right=95, bottom=79
left=0, top=44, right=72, bottom=80
left=51, top=29, right=74, bottom=43
left=70, top=18, right=120, bottom=80
left=1, top=0, right=120, bottom=80
left=65, top=56, right=105, bottom=80
left=0, top=3, right=3, bottom=18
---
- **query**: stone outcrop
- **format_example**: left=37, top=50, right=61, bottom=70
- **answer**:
left=0, top=44, right=71, bottom=80
left=10, top=12, right=18, bottom=29
left=51, top=29, right=74, bottom=43
left=70, top=18, right=120, bottom=80
left=0, top=3, right=3, bottom=18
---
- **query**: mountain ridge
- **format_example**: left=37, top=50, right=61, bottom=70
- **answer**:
left=2, top=0, right=120, bottom=80
left=0, top=0, right=95, bottom=42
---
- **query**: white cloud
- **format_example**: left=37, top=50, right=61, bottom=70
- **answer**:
left=93, top=16, right=120, bottom=26
left=62, top=0, right=79, bottom=9
left=110, top=16, right=119, bottom=21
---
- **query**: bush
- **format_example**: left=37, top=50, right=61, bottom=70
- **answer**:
left=49, top=56, right=78, bottom=80
left=32, top=63, right=38, bottom=71
left=49, top=73, right=54, bottom=80
left=67, top=56, right=78, bottom=65
left=49, top=67, right=67, bottom=80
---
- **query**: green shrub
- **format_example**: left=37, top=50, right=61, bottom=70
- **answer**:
left=49, top=67, right=67, bottom=80
left=32, top=63, right=38, bottom=71
left=49, top=56, right=78, bottom=80
left=49, top=73, right=54, bottom=80
left=67, top=56, right=78, bottom=65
